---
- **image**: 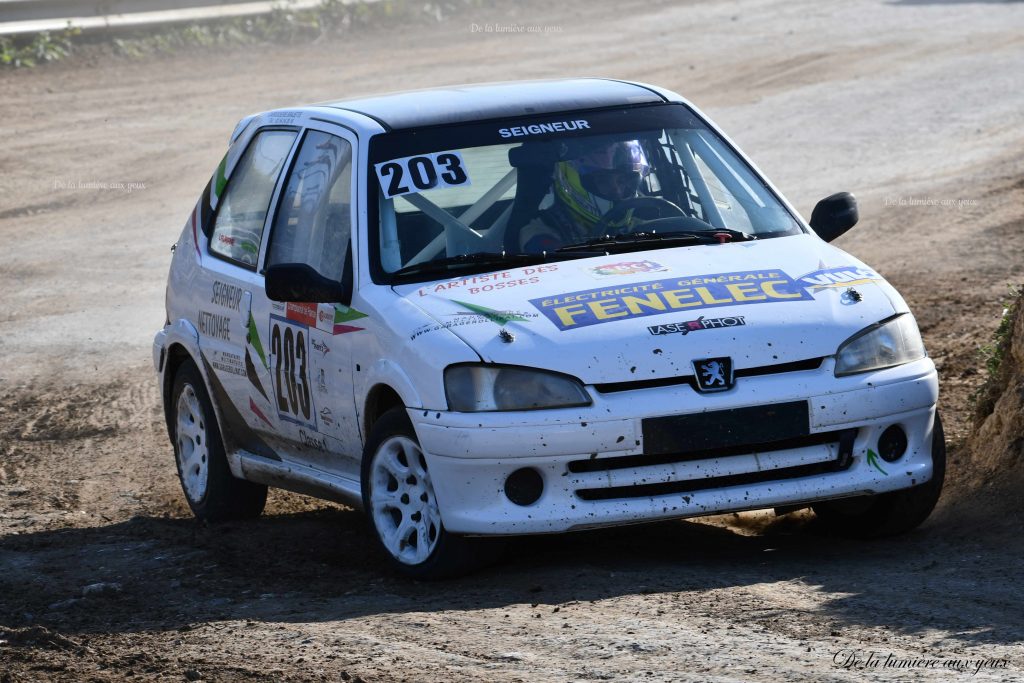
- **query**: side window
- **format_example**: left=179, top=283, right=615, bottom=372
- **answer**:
left=268, top=130, right=354, bottom=282
left=210, top=130, right=297, bottom=267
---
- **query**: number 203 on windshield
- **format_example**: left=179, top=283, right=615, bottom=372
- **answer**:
left=375, top=151, right=472, bottom=199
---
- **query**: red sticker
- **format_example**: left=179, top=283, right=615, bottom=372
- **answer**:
left=285, top=302, right=318, bottom=327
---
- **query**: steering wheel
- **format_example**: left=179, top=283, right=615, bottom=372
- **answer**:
left=593, top=196, right=687, bottom=235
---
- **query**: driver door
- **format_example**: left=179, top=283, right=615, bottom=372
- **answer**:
left=246, top=123, right=364, bottom=479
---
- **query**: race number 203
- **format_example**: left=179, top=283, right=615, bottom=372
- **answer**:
left=269, top=316, right=316, bottom=429
left=374, top=151, right=471, bottom=199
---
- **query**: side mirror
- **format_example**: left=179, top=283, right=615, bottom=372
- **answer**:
left=265, top=263, right=351, bottom=304
left=810, top=192, right=858, bottom=242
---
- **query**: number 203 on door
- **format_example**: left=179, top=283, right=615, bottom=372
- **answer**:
left=269, top=316, right=317, bottom=429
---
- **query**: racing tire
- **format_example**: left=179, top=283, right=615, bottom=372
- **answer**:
left=361, top=407, right=498, bottom=580
left=812, top=412, right=946, bottom=538
left=171, top=359, right=267, bottom=522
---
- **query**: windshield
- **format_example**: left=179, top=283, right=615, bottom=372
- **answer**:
left=368, top=104, right=802, bottom=283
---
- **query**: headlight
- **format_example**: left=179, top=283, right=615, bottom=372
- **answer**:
left=834, top=314, right=926, bottom=377
left=444, top=364, right=592, bottom=412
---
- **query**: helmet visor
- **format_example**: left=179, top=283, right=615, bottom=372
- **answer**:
left=579, top=168, right=645, bottom=201
left=574, top=140, right=650, bottom=201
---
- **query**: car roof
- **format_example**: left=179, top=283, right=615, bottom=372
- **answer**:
left=318, top=78, right=668, bottom=131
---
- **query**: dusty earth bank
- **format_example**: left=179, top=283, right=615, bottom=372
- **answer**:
left=2, top=0, right=1024, bottom=681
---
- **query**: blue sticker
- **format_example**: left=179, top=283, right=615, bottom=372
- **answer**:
left=529, top=269, right=813, bottom=330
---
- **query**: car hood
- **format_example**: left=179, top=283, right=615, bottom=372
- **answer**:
left=394, top=235, right=906, bottom=385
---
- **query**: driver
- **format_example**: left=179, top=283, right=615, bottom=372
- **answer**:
left=519, top=139, right=652, bottom=253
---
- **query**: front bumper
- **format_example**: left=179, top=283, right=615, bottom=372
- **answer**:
left=410, top=357, right=939, bottom=535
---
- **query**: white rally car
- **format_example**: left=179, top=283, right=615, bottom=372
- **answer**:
left=155, top=79, right=944, bottom=578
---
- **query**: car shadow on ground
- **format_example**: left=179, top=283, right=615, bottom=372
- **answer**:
left=1, top=506, right=1020, bottom=647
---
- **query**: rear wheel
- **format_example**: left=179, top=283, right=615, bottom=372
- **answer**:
left=812, top=412, right=946, bottom=538
left=361, top=407, right=496, bottom=579
left=171, top=359, right=267, bottom=521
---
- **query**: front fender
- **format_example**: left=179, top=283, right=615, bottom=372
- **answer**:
left=358, top=358, right=424, bottom=412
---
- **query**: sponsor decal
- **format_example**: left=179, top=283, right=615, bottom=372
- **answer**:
left=286, top=303, right=366, bottom=335
left=589, top=260, right=667, bottom=278
left=416, top=265, right=558, bottom=298
left=243, top=312, right=272, bottom=402
left=648, top=315, right=746, bottom=336
left=799, top=265, right=882, bottom=292
left=285, top=302, right=318, bottom=327
left=198, top=310, right=231, bottom=340
left=331, top=304, right=367, bottom=335
left=298, top=429, right=327, bottom=452
left=411, top=302, right=537, bottom=340
left=269, top=315, right=317, bottom=430
left=245, top=349, right=269, bottom=401
left=249, top=397, right=274, bottom=428
left=267, top=110, right=302, bottom=124
left=210, top=350, right=246, bottom=377
left=450, top=300, right=532, bottom=326
left=311, top=339, right=330, bottom=356
left=530, top=269, right=812, bottom=330
left=693, top=357, right=734, bottom=392
left=866, top=448, right=889, bottom=476
left=316, top=368, right=328, bottom=394
left=211, top=281, right=244, bottom=311
left=319, top=406, right=335, bottom=427
left=247, top=313, right=269, bottom=369
left=498, top=119, right=590, bottom=138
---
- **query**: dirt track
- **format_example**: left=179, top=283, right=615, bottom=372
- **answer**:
left=2, top=0, right=1024, bottom=680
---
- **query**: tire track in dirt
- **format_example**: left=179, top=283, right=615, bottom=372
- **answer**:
left=1, top=368, right=170, bottom=532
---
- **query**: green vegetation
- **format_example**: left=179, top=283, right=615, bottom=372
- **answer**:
left=973, top=285, right=1022, bottom=421
left=1, top=0, right=484, bottom=68
left=0, top=25, right=80, bottom=68
left=980, top=289, right=1019, bottom=378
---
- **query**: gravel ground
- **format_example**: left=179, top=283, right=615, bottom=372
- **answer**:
left=2, top=0, right=1023, bottom=680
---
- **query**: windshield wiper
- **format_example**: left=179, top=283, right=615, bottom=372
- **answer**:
left=390, top=250, right=606, bottom=280
left=555, top=228, right=756, bottom=253
left=391, top=252, right=541, bottom=278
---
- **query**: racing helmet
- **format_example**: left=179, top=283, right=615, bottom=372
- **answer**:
left=553, top=140, right=651, bottom=226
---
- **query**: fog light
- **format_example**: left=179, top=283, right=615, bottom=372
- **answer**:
left=878, top=425, right=908, bottom=462
left=505, top=468, right=543, bottom=506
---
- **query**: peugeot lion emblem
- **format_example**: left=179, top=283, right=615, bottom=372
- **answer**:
left=693, top=357, right=734, bottom=392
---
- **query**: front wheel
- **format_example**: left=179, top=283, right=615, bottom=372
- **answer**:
left=361, top=407, right=495, bottom=579
left=812, top=412, right=946, bottom=538
left=171, top=359, right=267, bottom=521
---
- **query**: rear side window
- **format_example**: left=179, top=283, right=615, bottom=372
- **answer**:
left=267, top=130, right=354, bottom=282
left=210, top=130, right=297, bottom=267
